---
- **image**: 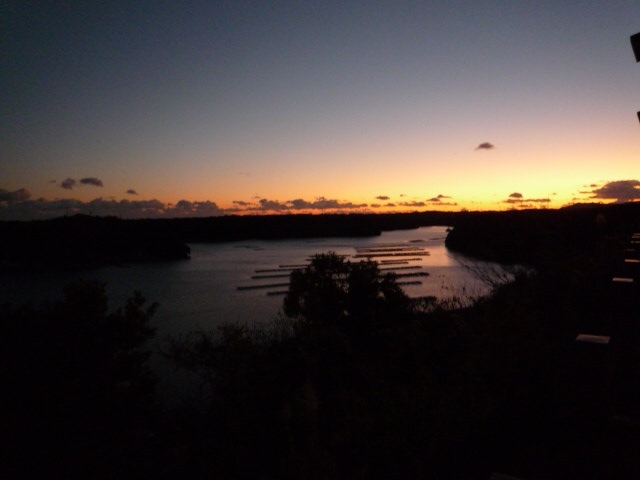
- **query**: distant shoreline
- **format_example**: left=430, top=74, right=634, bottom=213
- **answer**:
left=2, top=204, right=639, bottom=271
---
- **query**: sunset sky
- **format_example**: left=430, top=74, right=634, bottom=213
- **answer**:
left=3, top=1, right=640, bottom=219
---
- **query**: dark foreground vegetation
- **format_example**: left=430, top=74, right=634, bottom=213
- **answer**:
left=3, top=203, right=640, bottom=478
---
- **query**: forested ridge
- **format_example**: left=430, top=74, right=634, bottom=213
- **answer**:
left=3, top=202, right=640, bottom=269
left=3, top=202, right=640, bottom=478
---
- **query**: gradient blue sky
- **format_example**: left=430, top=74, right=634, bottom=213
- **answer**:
left=3, top=1, right=640, bottom=219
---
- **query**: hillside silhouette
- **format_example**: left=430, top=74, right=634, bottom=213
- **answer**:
left=3, top=202, right=640, bottom=477
left=3, top=203, right=640, bottom=271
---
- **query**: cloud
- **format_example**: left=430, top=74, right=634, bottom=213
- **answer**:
left=398, top=201, right=426, bottom=208
left=0, top=187, right=467, bottom=220
left=288, top=199, right=313, bottom=209
left=424, top=194, right=457, bottom=207
left=0, top=198, right=84, bottom=220
left=126, top=189, right=138, bottom=195
left=165, top=200, right=224, bottom=217
left=306, top=197, right=367, bottom=210
left=249, top=197, right=368, bottom=213
left=85, top=198, right=166, bottom=217
left=376, top=195, right=390, bottom=201
left=210, top=196, right=369, bottom=213
left=61, top=178, right=77, bottom=190
left=427, top=194, right=453, bottom=202
left=259, top=199, right=289, bottom=211
left=60, top=177, right=104, bottom=189
left=589, top=180, right=640, bottom=203
left=0, top=196, right=226, bottom=221
left=371, top=202, right=398, bottom=209
left=80, top=177, right=103, bottom=187
left=475, top=142, right=495, bottom=150
left=502, top=192, right=550, bottom=208
left=0, top=188, right=31, bottom=202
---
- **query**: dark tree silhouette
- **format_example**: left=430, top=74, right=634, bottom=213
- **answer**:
left=1, top=280, right=158, bottom=477
left=283, top=252, right=412, bottom=332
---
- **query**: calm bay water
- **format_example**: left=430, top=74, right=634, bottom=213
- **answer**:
left=2, top=225, right=500, bottom=404
left=2, top=226, right=494, bottom=336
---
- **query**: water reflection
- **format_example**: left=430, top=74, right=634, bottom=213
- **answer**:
left=1, top=226, right=501, bottom=336
left=2, top=226, right=509, bottom=406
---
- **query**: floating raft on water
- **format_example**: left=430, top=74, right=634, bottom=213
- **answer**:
left=251, top=273, right=292, bottom=279
left=265, top=279, right=424, bottom=296
left=395, top=272, right=429, bottom=278
left=239, top=272, right=427, bottom=292
left=353, top=244, right=429, bottom=259
left=355, top=246, right=424, bottom=253
left=353, top=252, right=430, bottom=258
left=237, top=282, right=290, bottom=291
left=239, top=244, right=429, bottom=294
left=379, top=265, right=423, bottom=271
left=255, top=267, right=296, bottom=273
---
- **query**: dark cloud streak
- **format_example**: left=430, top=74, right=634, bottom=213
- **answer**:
left=589, top=180, right=640, bottom=203
left=80, top=177, right=104, bottom=187
left=502, top=192, right=550, bottom=207
left=61, top=178, right=76, bottom=190
left=0, top=188, right=31, bottom=202
left=0, top=197, right=224, bottom=220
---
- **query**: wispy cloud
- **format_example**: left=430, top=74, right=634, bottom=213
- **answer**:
left=0, top=188, right=31, bottom=202
left=59, top=177, right=103, bottom=189
left=61, top=178, right=76, bottom=190
left=80, top=177, right=103, bottom=187
left=126, top=189, right=138, bottom=195
left=253, top=197, right=368, bottom=212
left=167, top=200, right=224, bottom=217
left=371, top=202, right=397, bottom=208
left=230, top=196, right=372, bottom=213
left=475, top=142, right=495, bottom=150
left=0, top=197, right=225, bottom=220
left=502, top=192, right=550, bottom=208
left=589, top=180, right=640, bottom=203
left=398, top=201, right=426, bottom=208
left=427, top=194, right=451, bottom=202
left=258, top=199, right=289, bottom=211
left=426, top=194, right=457, bottom=206
left=376, top=195, right=390, bottom=201
left=308, top=197, right=367, bottom=210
